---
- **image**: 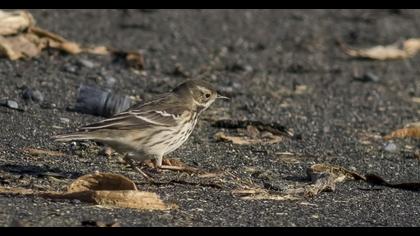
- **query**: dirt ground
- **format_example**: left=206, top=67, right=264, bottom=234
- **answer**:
left=1, top=9, right=420, bottom=226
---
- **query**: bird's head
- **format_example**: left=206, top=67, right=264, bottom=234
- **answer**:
left=173, top=79, right=228, bottom=112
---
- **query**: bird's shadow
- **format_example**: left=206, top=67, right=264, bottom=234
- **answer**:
left=0, top=163, right=82, bottom=179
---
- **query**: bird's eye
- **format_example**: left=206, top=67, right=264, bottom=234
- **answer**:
left=205, top=93, right=211, bottom=98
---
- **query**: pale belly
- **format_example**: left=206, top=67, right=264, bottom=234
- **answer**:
left=138, top=117, right=198, bottom=157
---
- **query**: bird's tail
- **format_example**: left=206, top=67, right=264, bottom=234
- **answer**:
left=53, top=132, right=97, bottom=142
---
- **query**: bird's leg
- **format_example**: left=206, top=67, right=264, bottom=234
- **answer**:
left=123, top=154, right=153, bottom=180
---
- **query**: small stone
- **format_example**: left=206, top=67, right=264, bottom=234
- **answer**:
left=63, top=64, right=77, bottom=73
left=353, top=72, right=380, bottom=82
left=59, top=117, right=70, bottom=124
left=105, top=76, right=117, bottom=88
left=78, top=59, right=96, bottom=68
left=71, top=199, right=81, bottom=204
left=22, top=88, right=44, bottom=103
left=384, top=142, right=398, bottom=153
left=6, top=100, right=18, bottom=109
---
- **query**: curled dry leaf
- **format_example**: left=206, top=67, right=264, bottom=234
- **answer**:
left=0, top=10, right=35, bottom=36
left=0, top=34, right=42, bottom=60
left=298, top=164, right=365, bottom=198
left=383, top=126, right=420, bottom=140
left=0, top=173, right=175, bottom=211
left=0, top=10, right=145, bottom=69
left=63, top=173, right=174, bottom=210
left=308, top=163, right=365, bottom=181
left=48, top=190, right=172, bottom=210
left=67, top=172, right=138, bottom=192
left=341, top=38, right=420, bottom=60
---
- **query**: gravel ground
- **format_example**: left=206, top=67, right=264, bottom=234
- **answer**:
left=1, top=9, right=420, bottom=226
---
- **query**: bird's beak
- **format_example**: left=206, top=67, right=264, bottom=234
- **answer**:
left=217, top=94, right=230, bottom=100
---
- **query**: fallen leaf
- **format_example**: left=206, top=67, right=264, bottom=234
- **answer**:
left=0, top=10, right=35, bottom=36
left=308, top=163, right=366, bottom=181
left=29, top=26, right=82, bottom=54
left=384, top=127, right=420, bottom=140
left=0, top=10, right=145, bottom=69
left=299, top=164, right=363, bottom=197
left=67, top=172, right=138, bottom=192
left=0, top=172, right=176, bottom=211
left=84, top=46, right=110, bottom=55
left=341, top=38, right=420, bottom=60
left=0, top=34, right=41, bottom=60
left=57, top=190, right=171, bottom=210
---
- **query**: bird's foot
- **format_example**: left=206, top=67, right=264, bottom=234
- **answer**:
left=123, top=156, right=154, bottom=180
left=158, top=159, right=202, bottom=174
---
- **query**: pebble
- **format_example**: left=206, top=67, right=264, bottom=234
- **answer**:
left=63, top=64, right=77, bottom=74
left=77, top=59, right=96, bottom=68
left=105, top=76, right=117, bottom=88
left=384, top=142, right=398, bottom=153
left=59, top=117, right=70, bottom=124
left=353, top=72, right=380, bottom=82
left=6, top=100, right=18, bottom=109
left=0, top=99, right=19, bottom=110
left=22, top=88, right=44, bottom=103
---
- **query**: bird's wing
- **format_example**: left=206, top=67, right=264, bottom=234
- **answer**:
left=80, top=95, right=191, bottom=131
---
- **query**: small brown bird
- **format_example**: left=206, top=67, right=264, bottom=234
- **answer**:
left=54, top=79, right=227, bottom=177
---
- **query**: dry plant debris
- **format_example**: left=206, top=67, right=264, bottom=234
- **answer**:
left=21, top=147, right=66, bottom=157
left=213, top=119, right=295, bottom=145
left=0, top=172, right=176, bottom=211
left=341, top=38, right=420, bottom=60
left=231, top=162, right=420, bottom=201
left=0, top=10, right=144, bottom=69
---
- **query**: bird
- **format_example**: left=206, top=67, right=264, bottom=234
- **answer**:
left=53, top=79, right=228, bottom=177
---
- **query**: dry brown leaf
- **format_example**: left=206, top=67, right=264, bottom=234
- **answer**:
left=214, top=131, right=283, bottom=145
left=0, top=10, right=144, bottom=69
left=21, top=147, right=66, bottom=157
left=384, top=127, right=420, bottom=140
left=84, top=46, right=110, bottom=55
left=302, top=163, right=365, bottom=197
left=342, top=38, right=420, bottom=60
left=68, top=173, right=138, bottom=192
left=0, top=10, right=35, bottom=36
left=0, top=34, right=42, bottom=60
left=0, top=173, right=175, bottom=211
left=30, top=26, right=82, bottom=54
left=308, top=163, right=365, bottom=181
